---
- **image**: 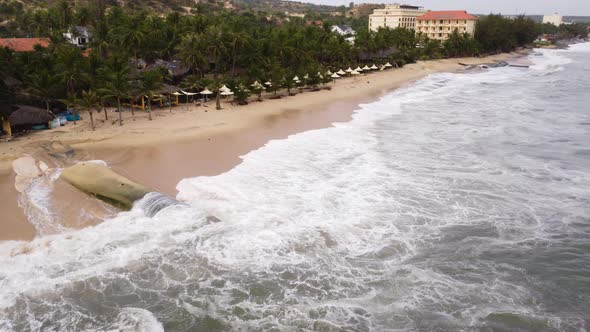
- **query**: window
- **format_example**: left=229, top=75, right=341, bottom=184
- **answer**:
left=439, top=20, right=443, bottom=23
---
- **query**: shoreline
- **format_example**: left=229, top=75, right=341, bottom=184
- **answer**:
left=0, top=51, right=528, bottom=241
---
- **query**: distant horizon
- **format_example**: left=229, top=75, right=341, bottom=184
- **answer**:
left=296, top=0, right=590, bottom=17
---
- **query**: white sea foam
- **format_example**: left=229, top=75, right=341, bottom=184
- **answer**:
left=108, top=308, right=164, bottom=332
left=1, top=44, right=589, bottom=330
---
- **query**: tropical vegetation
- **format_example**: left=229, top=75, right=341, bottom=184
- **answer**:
left=0, top=0, right=587, bottom=129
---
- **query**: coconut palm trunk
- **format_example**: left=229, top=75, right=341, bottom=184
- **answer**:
left=89, top=109, right=95, bottom=130
left=117, top=97, right=123, bottom=126
left=147, top=97, right=152, bottom=121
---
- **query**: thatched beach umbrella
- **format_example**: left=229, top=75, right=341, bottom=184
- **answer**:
left=370, top=64, right=378, bottom=70
left=354, top=66, right=363, bottom=72
left=337, top=69, right=346, bottom=76
left=362, top=65, right=370, bottom=71
left=9, top=105, right=55, bottom=127
left=345, top=68, right=353, bottom=73
left=171, top=91, right=182, bottom=112
left=200, top=88, right=213, bottom=102
left=384, top=62, right=393, bottom=68
left=330, top=72, right=340, bottom=82
left=351, top=70, right=360, bottom=75
left=220, top=88, right=234, bottom=103
left=181, top=90, right=198, bottom=111
left=326, top=70, right=333, bottom=75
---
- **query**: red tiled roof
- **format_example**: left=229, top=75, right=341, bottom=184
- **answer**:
left=417, top=11, right=477, bottom=21
left=0, top=38, right=50, bottom=52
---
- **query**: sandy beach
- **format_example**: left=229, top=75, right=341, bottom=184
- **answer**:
left=0, top=52, right=527, bottom=241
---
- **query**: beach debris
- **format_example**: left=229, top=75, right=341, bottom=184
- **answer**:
left=12, top=155, right=52, bottom=193
left=39, top=161, right=49, bottom=173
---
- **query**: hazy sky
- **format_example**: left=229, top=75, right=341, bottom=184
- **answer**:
left=309, top=0, right=590, bottom=16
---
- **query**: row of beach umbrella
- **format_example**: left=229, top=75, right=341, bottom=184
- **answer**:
left=172, top=62, right=396, bottom=107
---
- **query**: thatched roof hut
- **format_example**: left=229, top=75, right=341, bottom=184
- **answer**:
left=8, top=106, right=54, bottom=126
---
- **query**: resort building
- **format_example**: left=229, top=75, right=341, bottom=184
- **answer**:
left=542, top=13, right=563, bottom=26
left=331, top=25, right=356, bottom=44
left=331, top=25, right=355, bottom=36
left=368, top=4, right=427, bottom=32
left=64, top=26, right=92, bottom=48
left=416, top=11, right=477, bottom=41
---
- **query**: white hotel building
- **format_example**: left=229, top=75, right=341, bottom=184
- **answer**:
left=368, top=4, right=427, bottom=32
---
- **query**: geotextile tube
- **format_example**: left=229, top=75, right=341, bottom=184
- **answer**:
left=60, top=162, right=152, bottom=210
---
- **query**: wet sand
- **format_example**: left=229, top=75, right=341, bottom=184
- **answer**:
left=0, top=171, right=35, bottom=240
left=91, top=98, right=371, bottom=196
left=0, top=52, right=528, bottom=241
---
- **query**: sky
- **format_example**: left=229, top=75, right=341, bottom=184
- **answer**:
left=308, top=0, right=590, bottom=16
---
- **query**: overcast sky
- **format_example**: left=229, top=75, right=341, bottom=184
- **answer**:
left=309, top=0, right=590, bottom=16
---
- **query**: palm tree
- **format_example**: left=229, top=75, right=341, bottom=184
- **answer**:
left=77, top=90, right=101, bottom=130
left=98, top=55, right=131, bottom=126
left=229, top=31, right=252, bottom=76
left=136, top=69, right=164, bottom=121
left=210, top=80, right=223, bottom=110
left=25, top=70, right=57, bottom=112
left=176, top=33, right=207, bottom=76
left=54, top=45, right=87, bottom=97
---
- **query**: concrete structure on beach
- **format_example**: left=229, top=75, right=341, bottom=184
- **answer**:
left=542, top=13, right=563, bottom=26
left=368, top=4, right=427, bottom=31
left=416, top=11, right=477, bottom=41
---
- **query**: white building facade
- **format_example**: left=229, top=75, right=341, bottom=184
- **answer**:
left=64, top=26, right=92, bottom=48
left=416, top=11, right=477, bottom=41
left=368, top=4, right=427, bottom=32
left=542, top=13, right=563, bottom=26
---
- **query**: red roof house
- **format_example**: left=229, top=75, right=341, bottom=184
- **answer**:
left=0, top=38, right=51, bottom=52
left=417, top=11, right=477, bottom=21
